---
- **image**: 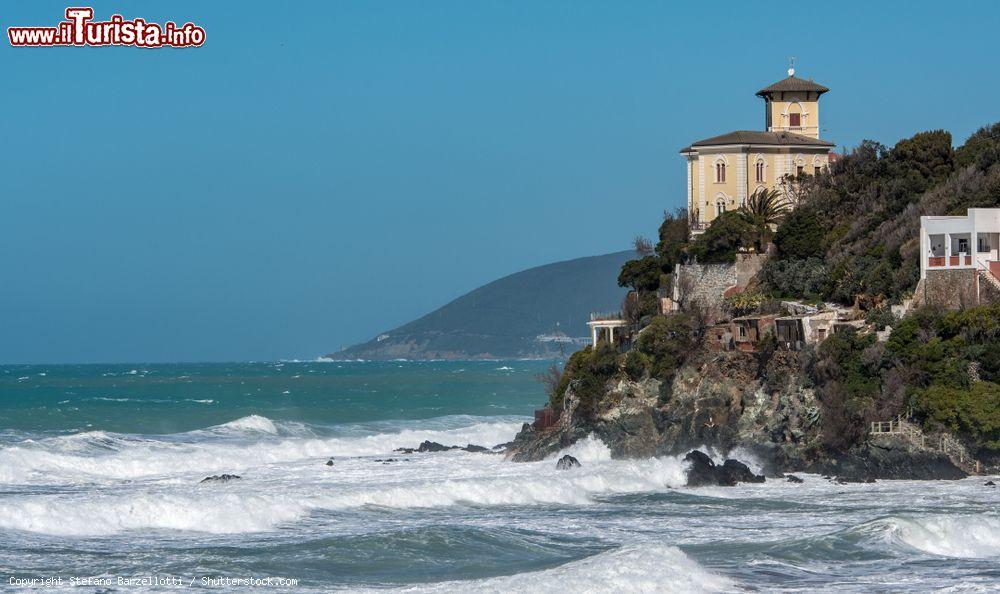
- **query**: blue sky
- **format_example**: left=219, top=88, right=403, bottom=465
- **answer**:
left=2, top=1, right=999, bottom=363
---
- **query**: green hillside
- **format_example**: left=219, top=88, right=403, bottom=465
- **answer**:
left=331, top=251, right=632, bottom=360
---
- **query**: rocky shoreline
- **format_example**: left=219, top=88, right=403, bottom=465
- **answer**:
left=504, top=348, right=973, bottom=482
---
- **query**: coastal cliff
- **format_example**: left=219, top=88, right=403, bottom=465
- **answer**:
left=508, top=344, right=973, bottom=480
left=509, top=123, right=1000, bottom=479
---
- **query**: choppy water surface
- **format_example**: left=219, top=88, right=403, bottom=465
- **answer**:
left=1, top=362, right=997, bottom=592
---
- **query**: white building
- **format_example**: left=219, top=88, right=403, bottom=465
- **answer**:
left=920, top=208, right=1000, bottom=281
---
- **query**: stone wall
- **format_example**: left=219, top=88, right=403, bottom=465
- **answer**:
left=735, top=252, right=769, bottom=289
left=916, top=269, right=979, bottom=310
left=673, top=262, right=737, bottom=319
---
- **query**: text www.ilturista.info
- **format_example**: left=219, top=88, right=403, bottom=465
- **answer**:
left=8, top=7, right=205, bottom=48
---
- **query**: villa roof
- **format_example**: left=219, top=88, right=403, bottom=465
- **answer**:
left=680, top=130, right=835, bottom=152
left=756, top=75, right=829, bottom=97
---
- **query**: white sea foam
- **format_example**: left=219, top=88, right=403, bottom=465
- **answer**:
left=0, top=416, right=525, bottom=483
left=392, top=544, right=735, bottom=593
left=213, top=415, right=279, bottom=434
left=881, top=515, right=1000, bottom=558
left=549, top=434, right=613, bottom=463
left=0, top=491, right=306, bottom=536
left=0, top=443, right=690, bottom=535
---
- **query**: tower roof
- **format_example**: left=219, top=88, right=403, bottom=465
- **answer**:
left=679, top=130, right=834, bottom=153
left=756, top=74, right=829, bottom=98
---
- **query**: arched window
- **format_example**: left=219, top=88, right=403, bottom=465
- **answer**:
left=715, top=162, right=726, bottom=183
left=786, top=102, right=803, bottom=129
left=755, top=160, right=765, bottom=183
left=812, top=155, right=824, bottom=176
left=716, top=199, right=726, bottom=215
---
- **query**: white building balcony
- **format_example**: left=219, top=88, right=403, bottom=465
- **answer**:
left=920, top=209, right=1000, bottom=282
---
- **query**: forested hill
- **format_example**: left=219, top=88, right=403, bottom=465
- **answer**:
left=330, top=251, right=633, bottom=360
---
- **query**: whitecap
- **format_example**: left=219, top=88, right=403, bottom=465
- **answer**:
left=880, top=515, right=1000, bottom=558
left=386, top=544, right=734, bottom=593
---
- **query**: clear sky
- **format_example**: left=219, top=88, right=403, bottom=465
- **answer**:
left=3, top=1, right=999, bottom=363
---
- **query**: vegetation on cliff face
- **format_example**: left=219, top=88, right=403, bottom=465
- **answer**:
left=549, top=312, right=698, bottom=421
left=550, top=344, right=620, bottom=419
left=766, top=123, right=1000, bottom=305
left=798, top=303, right=1000, bottom=455
left=889, top=304, right=1000, bottom=451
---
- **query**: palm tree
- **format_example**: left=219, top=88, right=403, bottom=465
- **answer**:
left=739, top=187, right=789, bottom=252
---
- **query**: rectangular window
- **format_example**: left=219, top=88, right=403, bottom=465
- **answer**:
left=958, top=238, right=969, bottom=254
left=979, top=237, right=991, bottom=253
left=789, top=113, right=801, bottom=127
left=814, top=166, right=821, bottom=175
left=796, top=165, right=804, bottom=176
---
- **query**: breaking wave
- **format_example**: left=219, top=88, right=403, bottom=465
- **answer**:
left=0, top=443, right=690, bottom=536
left=874, top=515, right=1000, bottom=558
left=0, top=415, right=524, bottom=484
left=399, top=544, right=735, bottom=593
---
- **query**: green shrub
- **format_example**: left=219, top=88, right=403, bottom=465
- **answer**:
left=916, top=382, right=1000, bottom=450
left=635, top=314, right=695, bottom=381
left=618, top=256, right=666, bottom=292
left=759, top=258, right=829, bottom=300
left=554, top=344, right=621, bottom=421
left=864, top=306, right=897, bottom=331
left=624, top=351, right=651, bottom=381
left=774, top=208, right=826, bottom=259
left=687, top=211, right=755, bottom=264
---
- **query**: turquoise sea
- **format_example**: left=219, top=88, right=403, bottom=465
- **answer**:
left=1, top=361, right=998, bottom=592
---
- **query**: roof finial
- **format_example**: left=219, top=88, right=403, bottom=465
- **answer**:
left=787, top=56, right=796, bottom=77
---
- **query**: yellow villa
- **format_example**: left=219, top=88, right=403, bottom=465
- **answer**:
left=681, top=67, right=835, bottom=232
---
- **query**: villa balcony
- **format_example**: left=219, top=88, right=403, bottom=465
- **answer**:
left=927, top=255, right=973, bottom=268
left=589, top=311, right=623, bottom=322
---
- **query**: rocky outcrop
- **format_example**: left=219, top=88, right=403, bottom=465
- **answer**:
left=556, top=455, right=581, bottom=470
left=200, top=474, right=241, bottom=484
left=394, top=441, right=498, bottom=454
left=684, top=450, right=765, bottom=487
left=507, top=333, right=974, bottom=481
left=509, top=347, right=822, bottom=466
left=807, top=442, right=967, bottom=481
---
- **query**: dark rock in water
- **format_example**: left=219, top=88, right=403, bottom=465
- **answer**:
left=394, top=441, right=497, bottom=455
left=786, top=475, right=804, bottom=483
left=815, top=444, right=967, bottom=481
left=417, top=441, right=456, bottom=453
left=200, top=474, right=241, bottom=484
left=986, top=481, right=996, bottom=486
left=556, top=455, right=581, bottom=470
left=684, top=451, right=720, bottom=486
left=325, top=459, right=334, bottom=466
left=720, top=459, right=765, bottom=484
left=836, top=475, right=876, bottom=484
left=684, top=450, right=765, bottom=487
left=492, top=441, right=513, bottom=451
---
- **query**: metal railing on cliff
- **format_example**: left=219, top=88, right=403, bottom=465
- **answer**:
left=870, top=413, right=980, bottom=473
